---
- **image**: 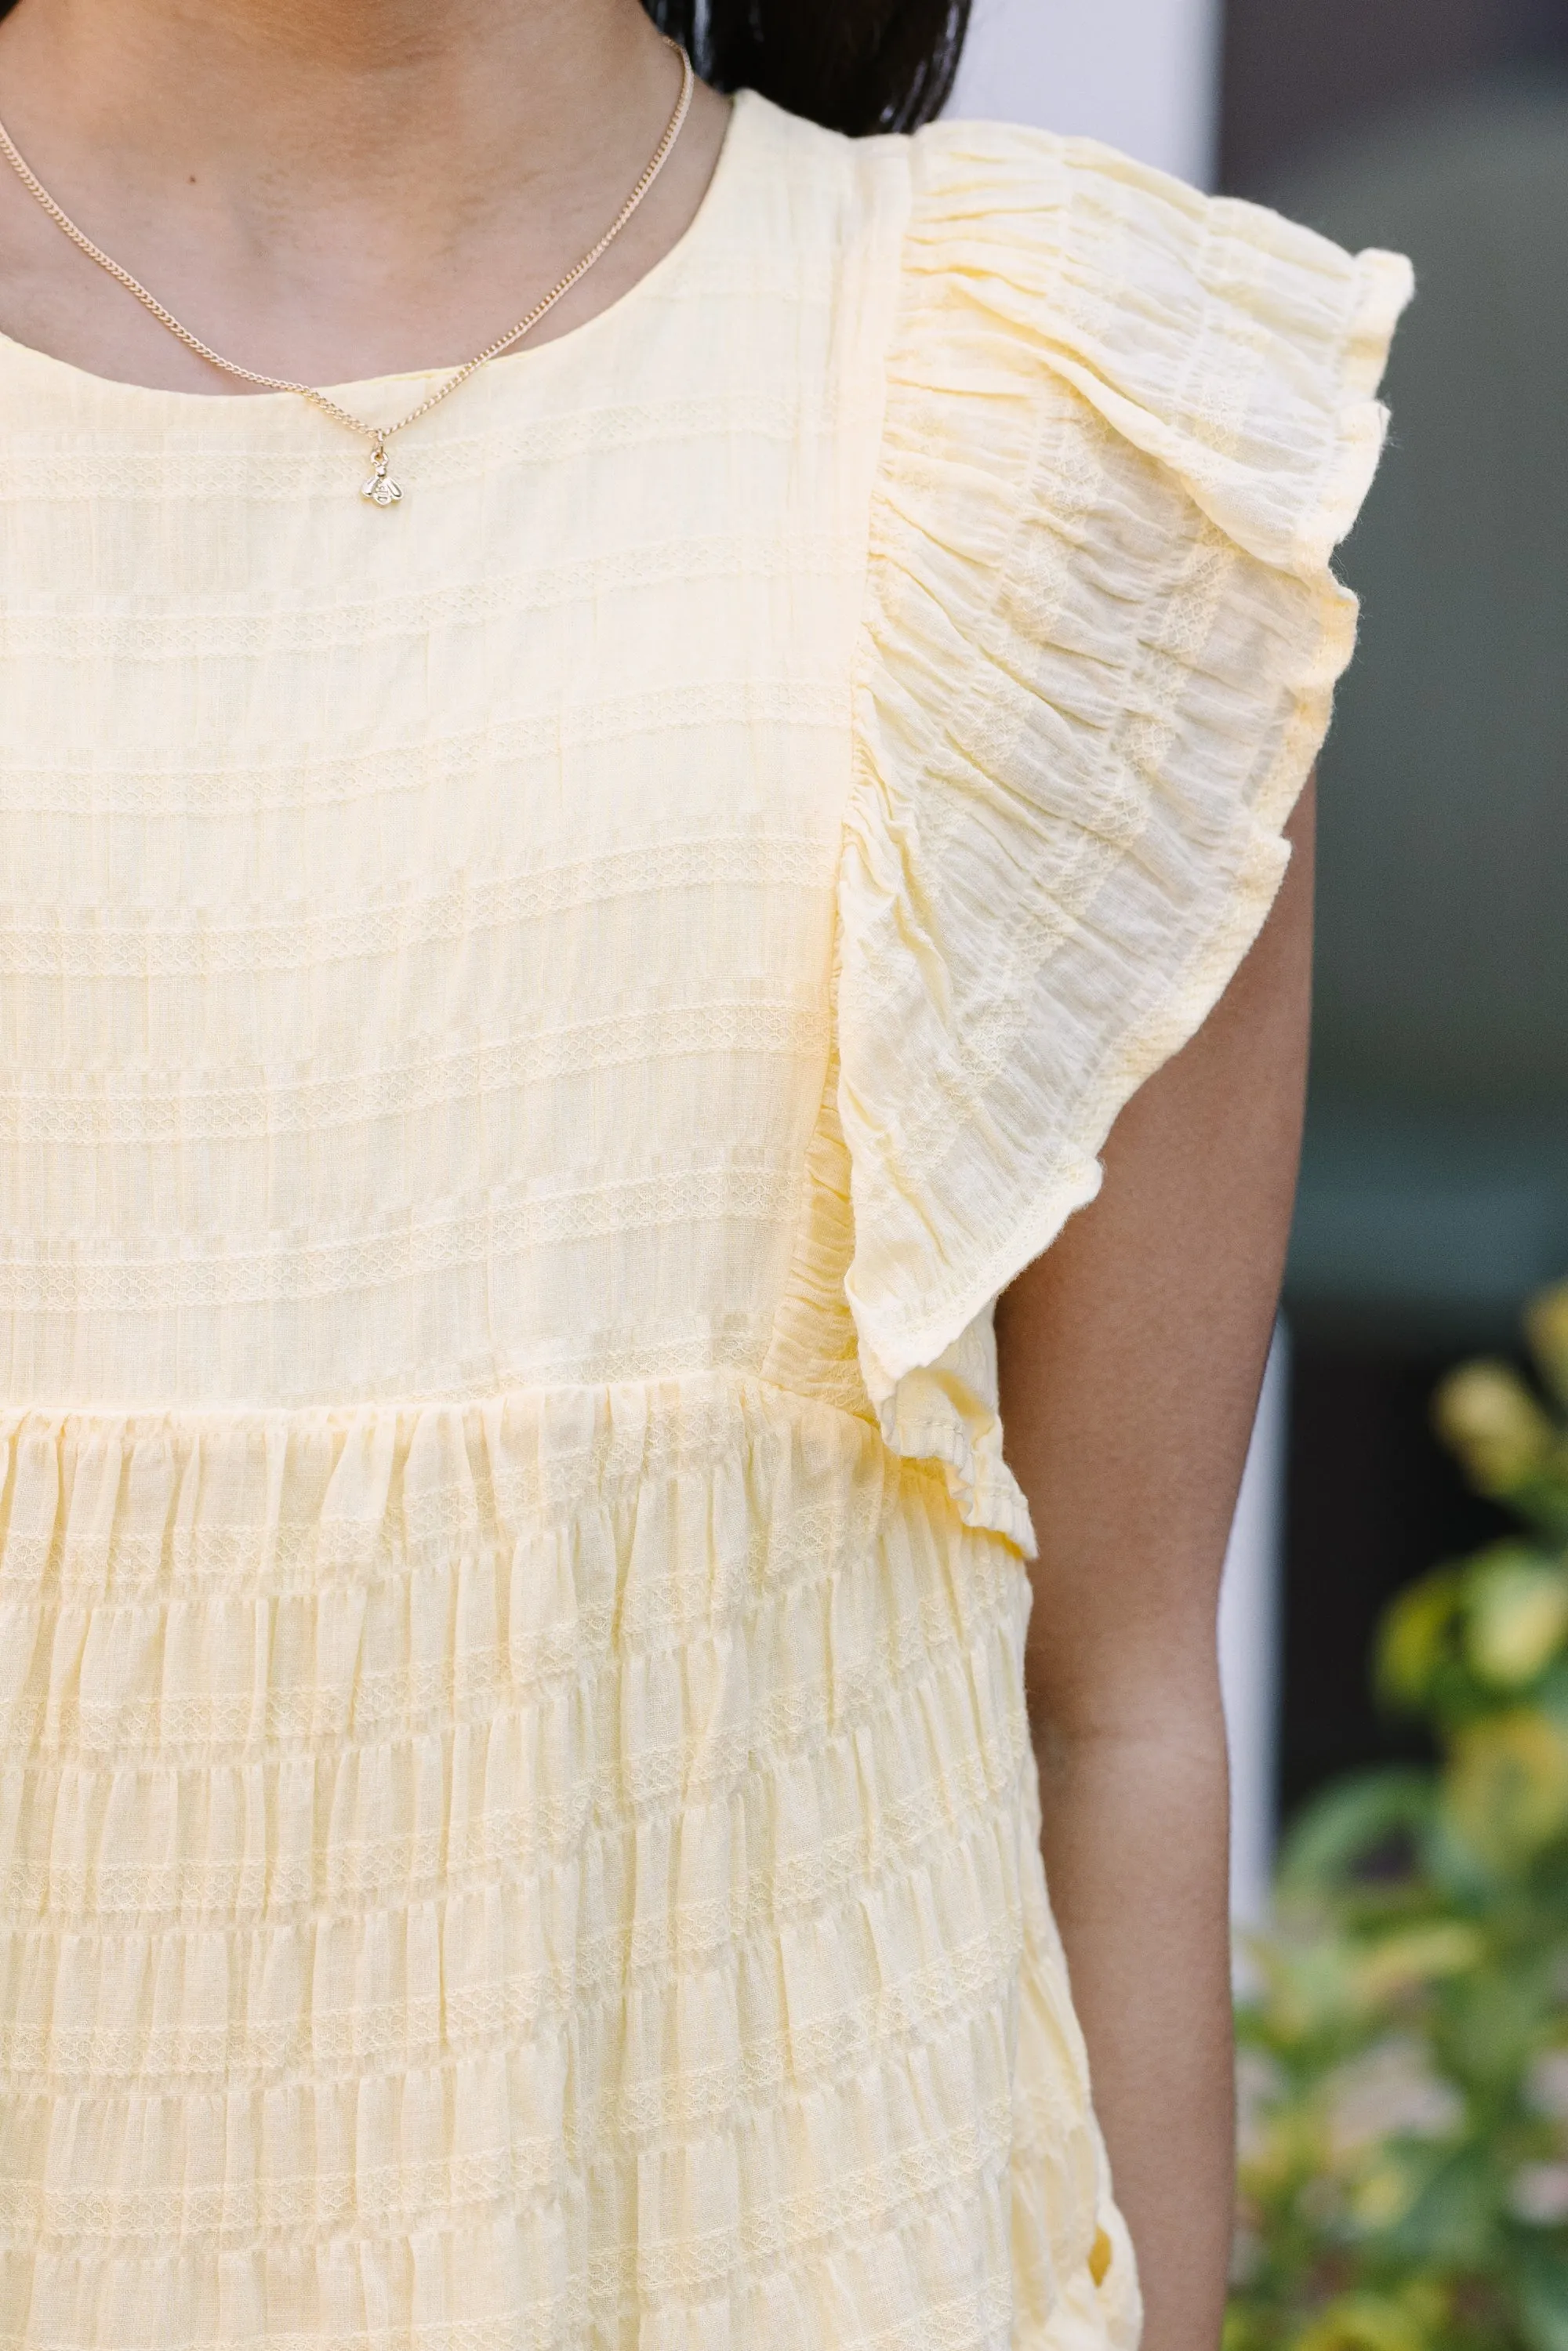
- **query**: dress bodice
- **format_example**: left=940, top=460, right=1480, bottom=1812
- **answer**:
left=0, top=90, right=1408, bottom=2351
left=0, top=93, right=891, bottom=1416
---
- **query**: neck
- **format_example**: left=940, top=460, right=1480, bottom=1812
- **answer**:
left=0, top=0, right=726, bottom=388
left=2, top=0, right=666, bottom=234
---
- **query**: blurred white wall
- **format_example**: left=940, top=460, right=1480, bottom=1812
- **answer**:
left=1218, top=1332, right=1288, bottom=1928
left=950, top=0, right=1223, bottom=188
left=948, top=0, right=1286, bottom=1926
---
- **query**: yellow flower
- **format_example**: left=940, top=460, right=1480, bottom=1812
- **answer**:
left=1526, top=1280, right=1568, bottom=1407
left=1465, top=1550, right=1568, bottom=1688
left=1292, top=2294, right=1428, bottom=2351
left=1352, top=1923, right=1484, bottom=2006
left=1445, top=1709, right=1568, bottom=1863
left=1350, top=2161, right=1419, bottom=2230
left=1435, top=1362, right=1555, bottom=1495
left=1379, top=1572, right=1460, bottom=1708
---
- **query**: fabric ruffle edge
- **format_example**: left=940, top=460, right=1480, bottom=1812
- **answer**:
left=837, top=120, right=1414, bottom=1497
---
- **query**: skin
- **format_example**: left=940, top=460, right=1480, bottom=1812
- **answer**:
left=0, top=0, right=731, bottom=387
left=0, top=3, right=1316, bottom=2342
left=999, top=781, right=1316, bottom=2351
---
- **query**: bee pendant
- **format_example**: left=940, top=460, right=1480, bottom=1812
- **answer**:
left=361, top=447, right=403, bottom=508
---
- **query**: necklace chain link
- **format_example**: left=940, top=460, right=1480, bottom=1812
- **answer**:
left=0, top=42, right=695, bottom=504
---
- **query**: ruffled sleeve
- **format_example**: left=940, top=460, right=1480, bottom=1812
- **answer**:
left=839, top=120, right=1413, bottom=1442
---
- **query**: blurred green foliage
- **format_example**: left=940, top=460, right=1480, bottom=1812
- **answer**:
left=1229, top=1282, right=1568, bottom=2351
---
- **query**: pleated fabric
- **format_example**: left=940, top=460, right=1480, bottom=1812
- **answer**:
left=0, top=89, right=1409, bottom=2350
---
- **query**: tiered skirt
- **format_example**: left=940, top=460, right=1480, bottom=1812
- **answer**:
left=0, top=1373, right=1135, bottom=2350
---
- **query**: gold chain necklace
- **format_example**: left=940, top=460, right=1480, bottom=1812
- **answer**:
left=0, top=42, right=695, bottom=506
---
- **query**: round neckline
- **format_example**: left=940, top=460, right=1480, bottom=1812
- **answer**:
left=0, top=85, right=753, bottom=417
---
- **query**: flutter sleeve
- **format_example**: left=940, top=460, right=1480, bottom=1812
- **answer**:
left=839, top=118, right=1413, bottom=1444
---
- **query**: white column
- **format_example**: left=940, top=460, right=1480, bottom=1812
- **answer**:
left=950, top=0, right=1223, bottom=187
left=949, top=0, right=1288, bottom=1924
left=1218, top=1330, right=1288, bottom=1930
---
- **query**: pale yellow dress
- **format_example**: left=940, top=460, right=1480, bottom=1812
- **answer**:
left=0, top=91, right=1410, bottom=2351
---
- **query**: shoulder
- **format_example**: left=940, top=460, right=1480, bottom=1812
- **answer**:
left=825, top=113, right=1414, bottom=1424
left=887, top=114, right=1414, bottom=575
left=733, top=98, right=1413, bottom=572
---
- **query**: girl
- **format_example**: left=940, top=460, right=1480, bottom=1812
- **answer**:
left=0, top=5, right=1410, bottom=2346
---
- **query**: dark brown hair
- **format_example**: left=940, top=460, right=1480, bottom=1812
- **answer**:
left=0, top=0, right=972, bottom=134
left=641, top=0, right=972, bottom=134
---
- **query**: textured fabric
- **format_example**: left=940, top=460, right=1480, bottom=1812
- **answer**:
left=0, top=90, right=1409, bottom=2351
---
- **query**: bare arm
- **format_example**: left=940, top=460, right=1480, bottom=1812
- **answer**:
left=996, top=778, right=1316, bottom=2351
